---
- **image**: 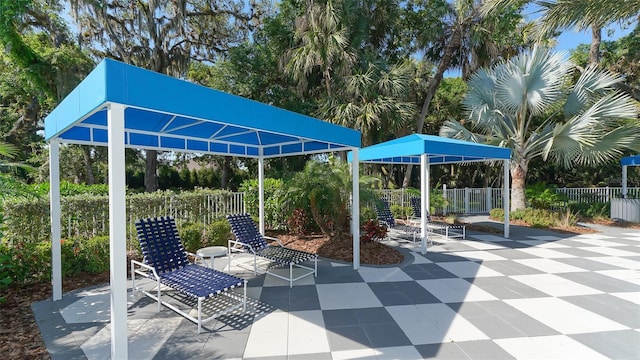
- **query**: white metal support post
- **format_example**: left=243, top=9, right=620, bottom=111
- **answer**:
left=622, top=165, right=628, bottom=198
left=258, top=152, right=265, bottom=235
left=351, top=149, right=360, bottom=269
left=49, top=139, right=62, bottom=300
left=420, top=154, right=428, bottom=254
left=503, top=160, right=510, bottom=239
left=107, top=103, right=128, bottom=359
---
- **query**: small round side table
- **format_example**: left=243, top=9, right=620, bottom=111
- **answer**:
left=196, top=246, right=227, bottom=268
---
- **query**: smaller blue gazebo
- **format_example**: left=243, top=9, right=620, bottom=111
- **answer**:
left=351, top=134, right=512, bottom=254
left=621, top=155, right=640, bottom=198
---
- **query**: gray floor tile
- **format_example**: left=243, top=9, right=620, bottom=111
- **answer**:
left=553, top=257, right=626, bottom=271
left=556, top=271, right=640, bottom=293
left=456, top=339, right=517, bottom=360
left=322, top=309, right=359, bottom=328
left=288, top=352, right=333, bottom=360
left=490, top=248, right=540, bottom=260
left=480, top=260, right=544, bottom=276
left=369, top=281, right=440, bottom=305
left=467, top=276, right=549, bottom=299
left=50, top=349, right=89, bottom=360
left=561, top=294, right=640, bottom=329
left=402, top=263, right=459, bottom=280
left=326, top=326, right=371, bottom=350
left=426, top=252, right=469, bottom=262
left=415, top=342, right=471, bottom=359
left=354, top=307, right=396, bottom=325
left=551, top=247, right=608, bottom=257
left=314, top=266, right=365, bottom=284
left=362, top=322, right=412, bottom=347
left=448, top=301, right=559, bottom=338
left=570, top=330, right=640, bottom=360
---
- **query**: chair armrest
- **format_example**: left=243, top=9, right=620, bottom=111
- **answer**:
left=131, top=259, right=160, bottom=280
left=228, top=239, right=255, bottom=253
left=264, top=235, right=284, bottom=247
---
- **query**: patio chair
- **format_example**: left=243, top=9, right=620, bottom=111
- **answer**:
left=410, top=197, right=466, bottom=239
left=374, top=199, right=420, bottom=244
left=131, top=216, right=246, bottom=333
left=226, top=213, right=317, bottom=287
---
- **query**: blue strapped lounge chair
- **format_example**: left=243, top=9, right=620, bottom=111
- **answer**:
left=410, top=197, right=465, bottom=239
left=226, top=213, right=317, bottom=287
left=375, top=199, right=420, bottom=244
left=131, top=217, right=246, bottom=333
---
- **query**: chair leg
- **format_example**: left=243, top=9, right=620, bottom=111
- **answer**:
left=243, top=281, right=247, bottom=312
left=197, top=298, right=202, bottom=334
left=156, top=278, right=162, bottom=312
left=289, top=263, right=293, bottom=288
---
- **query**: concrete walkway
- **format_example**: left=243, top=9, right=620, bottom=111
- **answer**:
left=33, top=217, right=640, bottom=359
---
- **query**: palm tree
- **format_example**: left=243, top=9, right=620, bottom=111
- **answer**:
left=440, top=46, right=639, bottom=210
left=317, top=61, right=416, bottom=147
left=402, top=0, right=527, bottom=187
left=483, top=0, right=640, bottom=65
left=282, top=0, right=355, bottom=98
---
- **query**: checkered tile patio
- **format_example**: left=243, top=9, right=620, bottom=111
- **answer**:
left=33, top=220, right=640, bottom=359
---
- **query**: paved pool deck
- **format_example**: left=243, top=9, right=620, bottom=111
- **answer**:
left=32, top=216, right=640, bottom=359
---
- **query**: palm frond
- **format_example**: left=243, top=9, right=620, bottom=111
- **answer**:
left=564, top=65, right=627, bottom=117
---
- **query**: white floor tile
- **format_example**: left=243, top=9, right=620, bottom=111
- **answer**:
left=515, top=247, right=576, bottom=259
left=511, top=274, right=601, bottom=296
left=459, top=239, right=507, bottom=250
left=611, top=292, right=640, bottom=305
left=358, top=266, right=413, bottom=282
left=516, top=240, right=569, bottom=248
left=387, top=303, right=489, bottom=345
left=287, top=310, right=330, bottom=355
left=572, top=239, right=625, bottom=247
left=454, top=250, right=508, bottom=261
left=468, top=234, right=511, bottom=242
left=589, top=256, right=640, bottom=270
left=417, top=278, right=498, bottom=303
left=375, top=345, right=423, bottom=360
left=495, top=335, right=610, bottom=359
left=243, top=310, right=288, bottom=357
left=526, top=235, right=562, bottom=241
left=316, top=283, right=382, bottom=310
left=411, top=252, right=432, bottom=264
left=437, top=261, right=504, bottom=278
left=332, top=348, right=378, bottom=360
left=581, top=247, right=640, bottom=257
left=505, top=297, right=628, bottom=334
left=515, top=258, right=588, bottom=274
left=596, top=269, right=640, bottom=285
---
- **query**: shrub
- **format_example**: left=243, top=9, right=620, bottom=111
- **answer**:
left=287, top=208, right=310, bottom=236
left=239, top=178, right=287, bottom=230
left=82, top=236, right=111, bottom=274
left=360, top=219, right=388, bottom=243
left=179, top=223, right=205, bottom=253
left=359, top=206, right=377, bottom=225
left=568, top=202, right=610, bottom=218
left=0, top=245, right=11, bottom=304
left=204, top=220, right=231, bottom=247
left=526, top=182, right=567, bottom=210
left=390, top=204, right=412, bottom=219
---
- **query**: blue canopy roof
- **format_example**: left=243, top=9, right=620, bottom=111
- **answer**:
left=621, top=155, right=640, bottom=166
left=45, top=59, right=360, bottom=157
left=351, top=134, right=510, bottom=164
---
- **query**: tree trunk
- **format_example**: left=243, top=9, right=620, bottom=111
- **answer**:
left=144, top=150, right=158, bottom=192
left=510, top=163, right=527, bottom=211
left=402, top=26, right=463, bottom=188
left=589, top=26, right=601, bottom=65
left=221, top=156, right=232, bottom=189
left=81, top=145, right=95, bottom=185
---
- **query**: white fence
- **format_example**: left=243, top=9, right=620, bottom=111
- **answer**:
left=379, top=187, right=640, bottom=215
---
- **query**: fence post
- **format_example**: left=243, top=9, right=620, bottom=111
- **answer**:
left=606, top=186, right=610, bottom=202
left=486, top=187, right=492, bottom=212
left=442, top=184, right=447, bottom=215
left=464, top=187, right=470, bottom=214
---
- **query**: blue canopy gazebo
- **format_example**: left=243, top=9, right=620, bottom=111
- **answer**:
left=44, top=59, right=361, bottom=358
left=621, top=155, right=640, bottom=198
left=351, top=134, right=511, bottom=254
